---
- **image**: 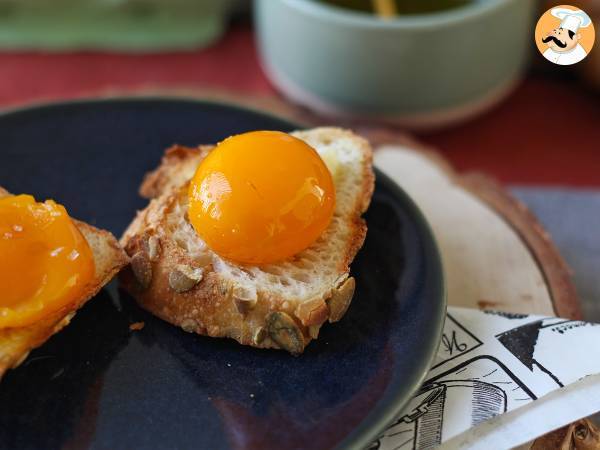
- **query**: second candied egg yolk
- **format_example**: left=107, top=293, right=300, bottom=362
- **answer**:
left=187, top=131, right=335, bottom=264
left=0, top=195, right=95, bottom=328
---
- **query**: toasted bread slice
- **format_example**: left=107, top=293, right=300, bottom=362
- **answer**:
left=0, top=187, right=128, bottom=377
left=120, top=128, right=374, bottom=354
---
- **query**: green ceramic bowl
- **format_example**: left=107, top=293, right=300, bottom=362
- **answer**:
left=255, top=0, right=537, bottom=129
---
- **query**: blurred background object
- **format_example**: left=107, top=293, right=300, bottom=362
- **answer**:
left=255, top=0, right=537, bottom=130
left=0, top=0, right=232, bottom=51
left=0, top=2, right=595, bottom=187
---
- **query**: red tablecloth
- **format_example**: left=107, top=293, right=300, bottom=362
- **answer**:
left=0, top=25, right=598, bottom=187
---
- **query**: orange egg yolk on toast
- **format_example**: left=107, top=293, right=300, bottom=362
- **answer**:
left=0, top=195, right=95, bottom=328
left=188, top=131, right=335, bottom=265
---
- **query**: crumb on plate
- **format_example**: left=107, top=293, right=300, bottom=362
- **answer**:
left=129, top=321, right=145, bottom=331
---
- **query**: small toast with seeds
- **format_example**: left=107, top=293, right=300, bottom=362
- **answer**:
left=120, top=128, right=374, bottom=354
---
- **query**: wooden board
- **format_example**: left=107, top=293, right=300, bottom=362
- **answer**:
left=363, top=130, right=580, bottom=319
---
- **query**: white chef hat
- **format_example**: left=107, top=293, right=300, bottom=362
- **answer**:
left=551, top=7, right=592, bottom=33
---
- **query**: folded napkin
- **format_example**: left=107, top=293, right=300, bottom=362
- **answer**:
left=371, top=307, right=600, bottom=449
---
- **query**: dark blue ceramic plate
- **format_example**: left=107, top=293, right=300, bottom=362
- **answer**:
left=0, top=98, right=445, bottom=450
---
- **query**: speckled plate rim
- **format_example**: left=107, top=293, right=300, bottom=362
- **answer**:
left=0, top=95, right=447, bottom=450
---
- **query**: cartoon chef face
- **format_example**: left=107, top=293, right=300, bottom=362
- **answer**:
left=542, top=27, right=581, bottom=53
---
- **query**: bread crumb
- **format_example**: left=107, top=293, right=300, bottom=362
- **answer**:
left=129, top=321, right=145, bottom=331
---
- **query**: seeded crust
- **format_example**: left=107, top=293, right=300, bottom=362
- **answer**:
left=0, top=188, right=129, bottom=377
left=120, top=128, right=375, bottom=354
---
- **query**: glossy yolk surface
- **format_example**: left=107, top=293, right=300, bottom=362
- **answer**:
left=188, top=131, right=335, bottom=264
left=0, top=195, right=95, bottom=328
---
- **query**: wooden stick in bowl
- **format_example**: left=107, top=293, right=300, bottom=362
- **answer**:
left=372, top=0, right=397, bottom=18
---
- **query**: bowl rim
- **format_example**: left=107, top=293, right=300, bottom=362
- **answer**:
left=277, top=0, right=515, bottom=29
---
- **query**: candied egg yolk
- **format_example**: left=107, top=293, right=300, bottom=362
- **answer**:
left=188, top=131, right=335, bottom=264
left=0, top=195, right=95, bottom=328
